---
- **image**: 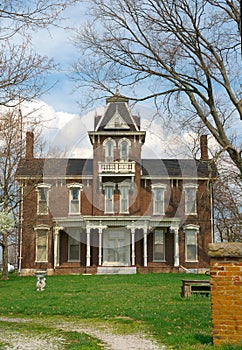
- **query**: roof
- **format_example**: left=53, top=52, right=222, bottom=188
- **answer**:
left=141, top=159, right=217, bottom=178
left=16, top=158, right=93, bottom=178
left=94, top=93, right=140, bottom=132
left=16, top=158, right=216, bottom=179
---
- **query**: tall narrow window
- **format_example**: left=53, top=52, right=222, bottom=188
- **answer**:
left=118, top=138, right=130, bottom=161
left=184, top=184, right=198, bottom=215
left=36, top=184, right=51, bottom=215
left=121, top=140, right=128, bottom=160
left=104, top=185, right=114, bottom=213
left=119, top=185, right=129, bottom=213
left=104, top=138, right=115, bottom=162
left=67, top=184, right=82, bottom=215
left=35, top=227, right=49, bottom=262
left=153, top=229, right=165, bottom=261
left=184, top=225, right=199, bottom=262
left=68, top=234, right=80, bottom=261
left=151, top=184, right=166, bottom=215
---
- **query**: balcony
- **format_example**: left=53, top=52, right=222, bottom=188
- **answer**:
left=98, top=161, right=135, bottom=176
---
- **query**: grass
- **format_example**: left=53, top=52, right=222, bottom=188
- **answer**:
left=0, top=273, right=241, bottom=349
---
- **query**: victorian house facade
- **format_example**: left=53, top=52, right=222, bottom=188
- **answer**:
left=16, top=93, right=216, bottom=275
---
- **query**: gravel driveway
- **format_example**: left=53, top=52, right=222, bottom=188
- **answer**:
left=0, top=317, right=166, bottom=350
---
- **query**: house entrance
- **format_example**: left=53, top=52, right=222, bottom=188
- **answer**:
left=103, top=229, right=130, bottom=266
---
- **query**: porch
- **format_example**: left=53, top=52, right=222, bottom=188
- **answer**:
left=53, top=217, right=181, bottom=274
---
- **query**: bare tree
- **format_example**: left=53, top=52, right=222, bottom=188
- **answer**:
left=72, top=0, right=242, bottom=177
left=0, top=0, right=79, bottom=107
left=214, top=167, right=242, bottom=242
left=0, top=0, right=80, bottom=278
left=0, top=106, right=45, bottom=279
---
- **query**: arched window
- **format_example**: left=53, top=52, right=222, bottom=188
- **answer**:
left=104, top=138, right=115, bottom=162
left=118, top=138, right=130, bottom=161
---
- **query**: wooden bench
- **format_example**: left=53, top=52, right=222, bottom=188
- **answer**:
left=181, top=279, right=210, bottom=297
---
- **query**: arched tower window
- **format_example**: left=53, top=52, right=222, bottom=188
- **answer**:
left=118, top=138, right=130, bottom=161
left=103, top=138, right=115, bottom=162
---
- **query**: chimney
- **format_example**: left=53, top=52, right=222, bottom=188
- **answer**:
left=200, top=135, right=209, bottom=160
left=26, top=131, right=34, bottom=158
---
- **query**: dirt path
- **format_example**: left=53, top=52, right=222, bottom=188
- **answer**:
left=0, top=317, right=166, bottom=350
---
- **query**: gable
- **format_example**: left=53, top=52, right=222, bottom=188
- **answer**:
left=95, top=94, right=140, bottom=132
left=104, top=108, right=130, bottom=130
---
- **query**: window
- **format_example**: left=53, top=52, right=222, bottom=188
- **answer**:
left=35, top=227, right=49, bottom=262
left=68, top=236, right=80, bottom=261
left=67, top=184, right=82, bottom=215
left=104, top=184, right=114, bottom=213
left=118, top=138, right=130, bottom=161
left=153, top=229, right=165, bottom=261
left=151, top=184, right=166, bottom=215
left=184, top=225, right=199, bottom=262
left=184, top=184, right=198, bottom=215
left=104, top=138, right=115, bottom=162
left=36, top=184, right=51, bottom=215
left=119, top=185, right=129, bottom=213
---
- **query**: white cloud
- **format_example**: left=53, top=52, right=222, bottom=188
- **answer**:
left=22, top=100, right=199, bottom=160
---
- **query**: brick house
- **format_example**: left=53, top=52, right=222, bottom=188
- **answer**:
left=16, top=93, right=217, bottom=275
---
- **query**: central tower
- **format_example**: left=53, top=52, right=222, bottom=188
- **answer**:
left=88, top=91, right=146, bottom=217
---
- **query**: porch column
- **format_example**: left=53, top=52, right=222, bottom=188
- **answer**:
left=54, top=226, right=61, bottom=269
left=86, top=222, right=91, bottom=267
left=98, top=228, right=102, bottom=266
left=143, top=226, right=148, bottom=267
left=127, top=221, right=136, bottom=266
left=131, top=227, right=135, bottom=266
left=172, top=225, right=179, bottom=267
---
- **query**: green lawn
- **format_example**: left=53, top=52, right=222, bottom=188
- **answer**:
left=0, top=273, right=240, bottom=349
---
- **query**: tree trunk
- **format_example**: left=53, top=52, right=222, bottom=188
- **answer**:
left=2, top=232, right=8, bottom=280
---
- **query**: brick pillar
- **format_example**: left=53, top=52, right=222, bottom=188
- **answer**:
left=208, top=243, right=242, bottom=346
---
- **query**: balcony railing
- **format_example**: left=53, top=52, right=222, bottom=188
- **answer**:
left=98, top=161, right=135, bottom=174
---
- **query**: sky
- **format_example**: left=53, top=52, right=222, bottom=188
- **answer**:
left=19, top=1, right=219, bottom=161
left=19, top=1, right=189, bottom=160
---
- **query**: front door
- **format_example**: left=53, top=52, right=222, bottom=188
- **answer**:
left=103, top=229, right=130, bottom=266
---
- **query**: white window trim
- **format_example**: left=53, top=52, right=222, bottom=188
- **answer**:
left=183, top=183, right=198, bottom=215
left=103, top=138, right=116, bottom=162
left=118, top=138, right=131, bottom=161
left=104, top=182, right=115, bottom=214
left=118, top=183, right=130, bottom=214
left=151, top=184, right=166, bottom=215
left=153, top=229, right=166, bottom=262
left=68, top=233, right=81, bottom=262
left=34, top=225, right=49, bottom=263
left=36, top=183, right=51, bottom=215
left=184, top=224, right=199, bottom=262
left=67, top=183, right=83, bottom=215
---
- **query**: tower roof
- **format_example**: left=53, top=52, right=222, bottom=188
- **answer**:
left=94, top=92, right=140, bottom=132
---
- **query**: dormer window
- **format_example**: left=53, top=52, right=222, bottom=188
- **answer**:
left=36, top=184, right=51, bottom=215
left=67, top=183, right=83, bottom=215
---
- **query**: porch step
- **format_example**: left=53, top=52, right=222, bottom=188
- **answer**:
left=97, top=266, right=137, bottom=275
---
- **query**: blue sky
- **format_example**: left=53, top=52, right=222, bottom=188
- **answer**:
left=25, top=2, right=221, bottom=161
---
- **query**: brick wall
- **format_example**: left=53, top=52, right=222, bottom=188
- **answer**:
left=208, top=243, right=242, bottom=346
